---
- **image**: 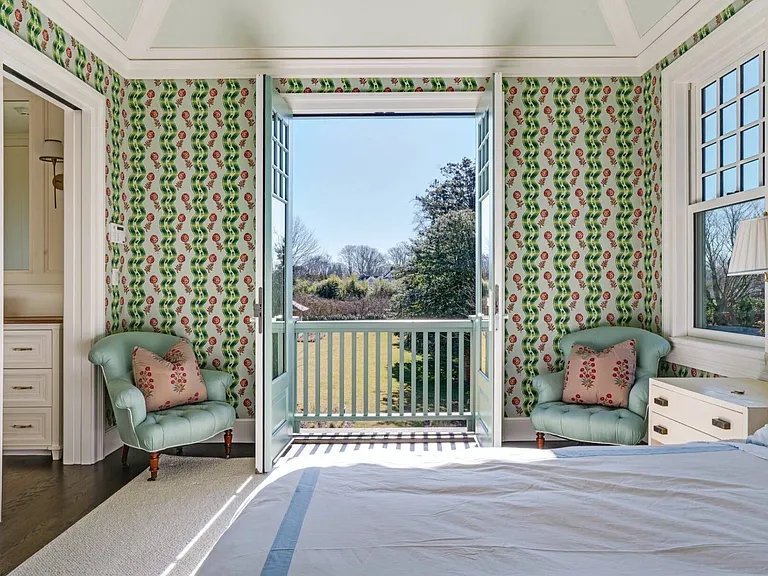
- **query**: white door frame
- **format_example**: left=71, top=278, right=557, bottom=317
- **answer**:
left=0, top=28, right=106, bottom=477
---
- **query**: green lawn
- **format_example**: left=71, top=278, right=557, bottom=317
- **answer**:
left=295, top=332, right=412, bottom=421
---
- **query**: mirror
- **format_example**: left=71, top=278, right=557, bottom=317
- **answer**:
left=3, top=99, right=30, bottom=271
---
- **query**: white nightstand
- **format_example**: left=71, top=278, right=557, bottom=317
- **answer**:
left=648, top=377, right=768, bottom=445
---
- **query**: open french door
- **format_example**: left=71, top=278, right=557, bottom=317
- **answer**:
left=260, top=76, right=295, bottom=472
left=473, top=73, right=503, bottom=447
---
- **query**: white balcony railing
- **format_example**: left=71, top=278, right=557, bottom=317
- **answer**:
left=293, top=319, right=476, bottom=423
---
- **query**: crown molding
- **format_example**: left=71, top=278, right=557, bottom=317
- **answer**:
left=32, top=0, right=130, bottom=75
left=126, top=56, right=642, bottom=80
left=637, top=0, right=764, bottom=73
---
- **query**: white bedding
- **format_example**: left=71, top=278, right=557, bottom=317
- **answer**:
left=198, top=443, right=768, bottom=575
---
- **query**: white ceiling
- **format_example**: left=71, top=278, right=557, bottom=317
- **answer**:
left=33, top=0, right=729, bottom=77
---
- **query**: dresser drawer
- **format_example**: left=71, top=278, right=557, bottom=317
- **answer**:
left=3, top=407, right=52, bottom=447
left=3, top=369, right=53, bottom=407
left=650, top=413, right=719, bottom=445
left=650, top=384, right=746, bottom=440
left=4, top=330, right=52, bottom=368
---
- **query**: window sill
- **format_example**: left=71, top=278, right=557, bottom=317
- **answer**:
left=667, top=336, right=767, bottom=379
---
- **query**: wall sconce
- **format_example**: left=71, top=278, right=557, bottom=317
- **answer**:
left=39, top=138, right=64, bottom=208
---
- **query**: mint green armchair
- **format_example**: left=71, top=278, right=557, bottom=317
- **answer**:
left=531, top=327, right=670, bottom=447
left=89, top=332, right=236, bottom=480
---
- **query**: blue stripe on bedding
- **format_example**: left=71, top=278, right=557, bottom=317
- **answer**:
left=553, top=443, right=739, bottom=458
left=261, top=468, right=320, bottom=576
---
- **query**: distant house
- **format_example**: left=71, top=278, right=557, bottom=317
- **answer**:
left=358, top=269, right=393, bottom=286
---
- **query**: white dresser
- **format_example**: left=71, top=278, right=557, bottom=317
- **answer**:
left=649, top=377, right=768, bottom=445
left=2, top=319, right=62, bottom=459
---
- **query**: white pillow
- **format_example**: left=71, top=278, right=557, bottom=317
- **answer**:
left=746, top=424, right=768, bottom=447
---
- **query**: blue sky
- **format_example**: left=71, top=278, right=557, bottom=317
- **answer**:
left=293, top=115, right=475, bottom=259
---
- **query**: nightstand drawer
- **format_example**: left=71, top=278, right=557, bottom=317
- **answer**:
left=650, top=413, right=719, bottom=445
left=651, top=384, right=745, bottom=440
left=4, top=330, right=52, bottom=368
left=3, top=369, right=53, bottom=406
left=3, top=407, right=52, bottom=447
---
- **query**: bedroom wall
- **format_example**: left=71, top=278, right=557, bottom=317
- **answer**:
left=5, top=0, right=744, bottom=426
left=502, top=76, right=650, bottom=417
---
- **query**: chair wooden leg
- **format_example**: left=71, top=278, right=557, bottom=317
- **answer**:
left=148, top=452, right=160, bottom=481
left=224, top=429, right=233, bottom=459
left=121, top=445, right=129, bottom=467
left=536, top=432, right=545, bottom=449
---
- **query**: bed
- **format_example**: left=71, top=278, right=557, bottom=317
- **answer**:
left=198, top=443, right=768, bottom=575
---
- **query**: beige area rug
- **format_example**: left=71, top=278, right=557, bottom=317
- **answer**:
left=11, top=456, right=264, bottom=576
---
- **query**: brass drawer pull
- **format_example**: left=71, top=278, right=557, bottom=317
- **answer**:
left=653, top=424, right=668, bottom=435
left=12, top=347, right=33, bottom=352
left=11, top=424, right=33, bottom=429
left=653, top=397, right=669, bottom=407
left=11, top=385, right=34, bottom=390
left=712, top=418, right=731, bottom=430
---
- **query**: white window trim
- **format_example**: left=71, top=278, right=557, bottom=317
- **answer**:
left=662, top=0, right=768, bottom=379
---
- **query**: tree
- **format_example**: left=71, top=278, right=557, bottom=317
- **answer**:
left=393, top=210, right=475, bottom=319
left=414, top=158, right=475, bottom=228
left=339, top=244, right=388, bottom=277
left=292, top=217, right=322, bottom=269
left=702, top=202, right=764, bottom=333
left=387, top=241, right=412, bottom=271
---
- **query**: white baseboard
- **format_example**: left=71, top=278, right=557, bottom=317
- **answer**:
left=502, top=417, right=564, bottom=443
left=104, top=426, right=122, bottom=456
left=202, top=418, right=255, bottom=444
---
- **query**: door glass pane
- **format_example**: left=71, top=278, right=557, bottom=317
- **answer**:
left=702, top=113, right=717, bottom=143
left=721, top=69, right=738, bottom=103
left=742, top=91, right=761, bottom=125
left=742, top=125, right=760, bottom=159
left=271, top=198, right=287, bottom=377
left=721, top=102, right=737, bottom=134
left=702, top=82, right=717, bottom=112
left=721, top=135, right=737, bottom=166
left=742, top=56, right=760, bottom=91
left=721, top=167, right=738, bottom=194
left=694, top=198, right=765, bottom=336
left=479, top=194, right=490, bottom=377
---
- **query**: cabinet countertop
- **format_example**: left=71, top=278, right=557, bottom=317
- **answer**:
left=4, top=316, right=63, bottom=325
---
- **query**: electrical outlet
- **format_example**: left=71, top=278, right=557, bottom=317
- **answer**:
left=111, top=268, right=119, bottom=286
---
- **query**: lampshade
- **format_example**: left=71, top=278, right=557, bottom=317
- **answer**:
left=39, top=139, right=63, bottom=162
left=728, top=214, right=768, bottom=276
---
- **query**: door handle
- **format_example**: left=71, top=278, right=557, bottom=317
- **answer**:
left=257, top=286, right=264, bottom=334
left=711, top=418, right=731, bottom=430
left=12, top=347, right=33, bottom=352
left=11, top=424, right=33, bottom=429
left=12, top=386, right=34, bottom=390
left=653, top=397, right=668, bottom=407
left=653, top=424, right=668, bottom=435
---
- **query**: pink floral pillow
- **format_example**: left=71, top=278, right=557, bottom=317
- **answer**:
left=562, top=339, right=637, bottom=408
left=132, top=340, right=207, bottom=412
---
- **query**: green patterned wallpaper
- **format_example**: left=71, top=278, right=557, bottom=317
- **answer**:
left=502, top=77, right=650, bottom=416
left=275, top=77, right=490, bottom=93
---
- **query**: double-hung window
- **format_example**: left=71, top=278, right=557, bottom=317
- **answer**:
left=693, top=52, right=765, bottom=340
left=663, top=3, right=768, bottom=377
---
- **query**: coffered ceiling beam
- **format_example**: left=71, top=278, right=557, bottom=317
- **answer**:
left=126, top=0, right=173, bottom=59
left=598, top=0, right=641, bottom=56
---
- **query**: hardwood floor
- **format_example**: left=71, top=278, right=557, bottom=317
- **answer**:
left=0, top=443, right=254, bottom=576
